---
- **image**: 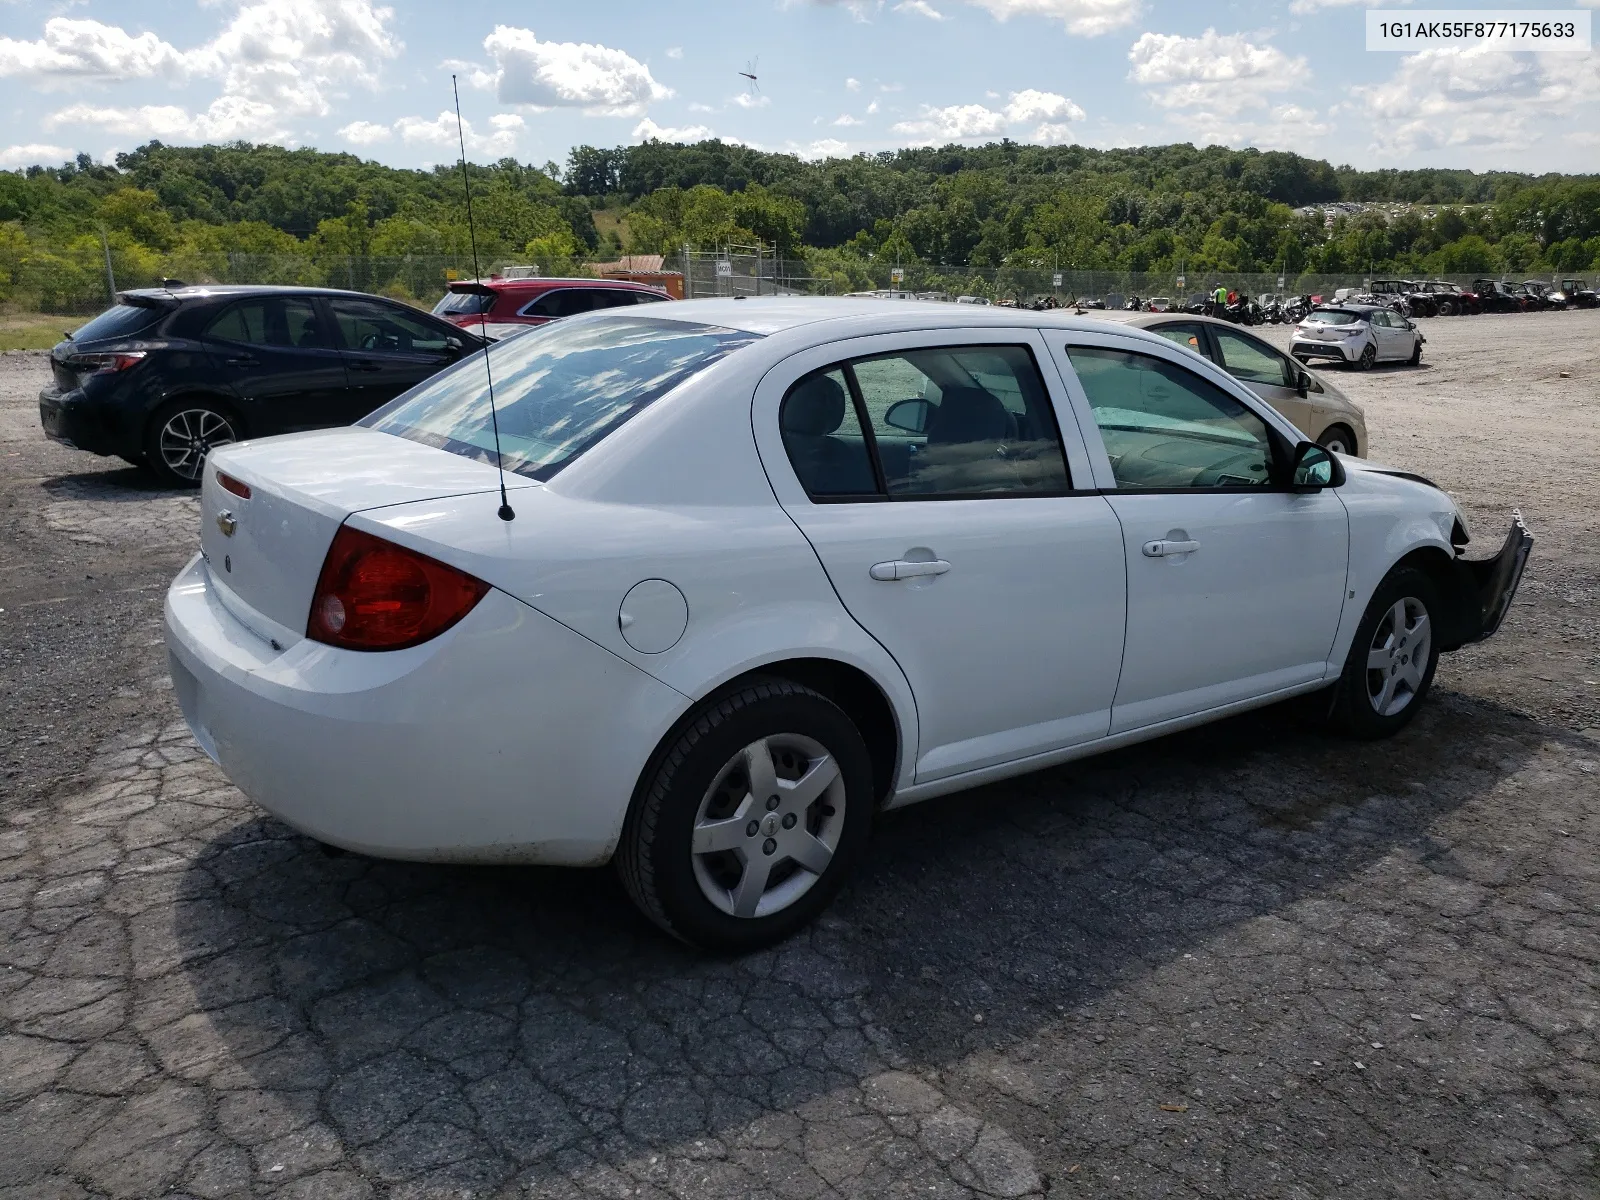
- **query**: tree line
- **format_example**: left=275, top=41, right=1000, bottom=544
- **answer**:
left=2, top=138, right=1597, bottom=312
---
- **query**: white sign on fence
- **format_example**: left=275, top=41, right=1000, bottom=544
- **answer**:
left=715, top=260, right=733, bottom=278
left=1052, top=273, right=1063, bottom=288
left=1278, top=275, right=1286, bottom=289
left=890, top=267, right=905, bottom=283
left=1176, top=275, right=1186, bottom=289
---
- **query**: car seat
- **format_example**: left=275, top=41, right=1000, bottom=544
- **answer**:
left=780, top=374, right=875, bottom=496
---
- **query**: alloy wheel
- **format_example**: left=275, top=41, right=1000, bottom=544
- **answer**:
left=1366, top=597, right=1430, bottom=717
left=158, top=408, right=238, bottom=482
left=690, top=733, right=848, bottom=919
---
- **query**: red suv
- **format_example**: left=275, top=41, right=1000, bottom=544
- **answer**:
left=431, top=277, right=673, bottom=329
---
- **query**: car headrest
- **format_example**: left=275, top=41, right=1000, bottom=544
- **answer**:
left=926, top=386, right=1009, bottom=444
left=782, top=373, right=848, bottom=437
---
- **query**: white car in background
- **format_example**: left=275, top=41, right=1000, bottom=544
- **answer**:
left=166, top=299, right=1529, bottom=950
left=1292, top=304, right=1425, bottom=370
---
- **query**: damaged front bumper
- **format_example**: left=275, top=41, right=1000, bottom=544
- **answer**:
left=1442, top=511, right=1533, bottom=649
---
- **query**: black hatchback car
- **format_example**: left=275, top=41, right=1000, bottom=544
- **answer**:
left=39, top=285, right=485, bottom=485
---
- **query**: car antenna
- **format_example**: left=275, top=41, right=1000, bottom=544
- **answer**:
left=452, top=74, right=514, bottom=522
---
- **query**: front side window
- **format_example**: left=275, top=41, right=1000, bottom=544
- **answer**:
left=1212, top=328, right=1295, bottom=388
left=1065, top=346, right=1274, bottom=490
left=331, top=299, right=453, bottom=354
left=205, top=297, right=323, bottom=349
left=363, top=316, right=760, bottom=481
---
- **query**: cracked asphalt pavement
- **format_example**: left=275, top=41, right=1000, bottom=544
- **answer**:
left=1, top=312, right=1598, bottom=1199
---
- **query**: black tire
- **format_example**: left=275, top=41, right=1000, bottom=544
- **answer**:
left=1356, top=343, right=1377, bottom=371
left=1438, top=299, right=1457, bottom=317
left=616, top=679, right=875, bottom=952
left=142, top=398, right=242, bottom=488
left=1330, top=566, right=1441, bottom=739
left=1317, top=424, right=1358, bottom=456
left=1409, top=338, right=1422, bottom=365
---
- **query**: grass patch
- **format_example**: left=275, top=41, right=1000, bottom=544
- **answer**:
left=0, top=313, right=78, bottom=352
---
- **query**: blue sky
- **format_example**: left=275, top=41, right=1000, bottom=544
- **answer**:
left=1, top=0, right=1596, bottom=175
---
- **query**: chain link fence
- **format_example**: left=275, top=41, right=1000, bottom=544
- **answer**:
left=0, top=241, right=1561, bottom=318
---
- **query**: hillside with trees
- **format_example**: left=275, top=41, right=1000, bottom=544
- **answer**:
left=2, top=138, right=1597, bottom=314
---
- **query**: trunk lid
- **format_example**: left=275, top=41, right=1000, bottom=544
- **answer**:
left=198, top=426, right=536, bottom=639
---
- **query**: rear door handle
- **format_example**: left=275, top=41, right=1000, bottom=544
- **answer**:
left=224, top=355, right=258, bottom=367
left=348, top=359, right=382, bottom=372
left=1142, top=539, right=1200, bottom=557
left=870, top=559, right=951, bottom=581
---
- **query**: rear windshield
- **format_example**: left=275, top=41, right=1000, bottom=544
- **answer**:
left=71, top=303, right=165, bottom=342
left=362, top=315, right=760, bottom=481
left=1304, top=309, right=1362, bottom=325
left=432, top=290, right=494, bottom=316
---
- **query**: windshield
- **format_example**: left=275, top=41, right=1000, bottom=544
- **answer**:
left=432, top=290, right=495, bottom=316
left=362, top=315, right=760, bottom=481
left=71, top=303, right=165, bottom=342
left=1304, top=309, right=1362, bottom=325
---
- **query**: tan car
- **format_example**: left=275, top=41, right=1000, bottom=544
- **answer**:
left=1105, top=312, right=1368, bottom=456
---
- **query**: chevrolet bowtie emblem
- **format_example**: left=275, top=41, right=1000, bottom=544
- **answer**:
left=216, top=510, right=237, bottom=537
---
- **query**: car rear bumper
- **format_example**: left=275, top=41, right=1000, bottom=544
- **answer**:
left=163, top=553, right=687, bottom=865
left=1292, top=339, right=1358, bottom=362
left=1440, top=513, right=1534, bottom=650
left=39, top=386, right=121, bottom=455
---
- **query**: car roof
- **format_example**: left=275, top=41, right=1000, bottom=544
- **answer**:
left=620, top=295, right=1229, bottom=338
left=120, top=284, right=406, bottom=304
left=456, top=277, right=665, bottom=291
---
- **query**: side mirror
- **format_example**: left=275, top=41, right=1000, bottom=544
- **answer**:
left=1291, top=440, right=1344, bottom=491
left=884, top=397, right=931, bottom=434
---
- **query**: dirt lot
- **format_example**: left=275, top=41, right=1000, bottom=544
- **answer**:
left=1, top=312, right=1598, bottom=1200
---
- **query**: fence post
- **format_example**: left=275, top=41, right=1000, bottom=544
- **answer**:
left=98, top=225, right=116, bottom=301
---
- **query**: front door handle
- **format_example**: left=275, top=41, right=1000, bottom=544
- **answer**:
left=1142, top=539, right=1200, bottom=557
left=870, top=559, right=951, bottom=581
left=224, top=355, right=258, bottom=367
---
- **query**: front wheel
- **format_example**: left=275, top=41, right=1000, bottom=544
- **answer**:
left=1317, top=424, right=1357, bottom=456
left=143, top=400, right=241, bottom=487
left=1409, top=338, right=1422, bottom=365
left=1330, top=566, right=1441, bottom=739
left=616, top=680, right=875, bottom=951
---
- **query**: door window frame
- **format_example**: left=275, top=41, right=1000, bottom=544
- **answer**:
left=201, top=294, right=334, bottom=352
left=325, top=296, right=457, bottom=355
left=1046, top=328, right=1308, bottom=494
left=754, top=328, right=1101, bottom=510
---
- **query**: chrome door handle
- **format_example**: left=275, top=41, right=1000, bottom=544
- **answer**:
left=1142, top=539, right=1200, bottom=557
left=870, top=558, right=951, bottom=581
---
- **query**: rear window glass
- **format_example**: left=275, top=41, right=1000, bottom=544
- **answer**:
left=432, top=290, right=494, bottom=316
left=362, top=315, right=760, bottom=481
left=1305, top=310, right=1361, bottom=325
left=72, top=303, right=164, bottom=342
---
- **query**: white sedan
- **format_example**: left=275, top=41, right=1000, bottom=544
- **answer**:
left=1291, top=303, right=1424, bottom=370
left=165, top=299, right=1530, bottom=950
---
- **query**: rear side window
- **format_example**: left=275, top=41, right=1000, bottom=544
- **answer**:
left=780, top=344, right=1071, bottom=501
left=205, top=297, right=323, bottom=348
left=432, top=290, right=493, bottom=316
left=523, top=289, right=600, bottom=319
left=73, top=303, right=164, bottom=342
left=362, top=316, right=760, bottom=481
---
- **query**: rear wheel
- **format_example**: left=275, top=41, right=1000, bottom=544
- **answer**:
left=1437, top=299, right=1457, bottom=316
left=1330, top=566, right=1441, bottom=739
left=1356, top=343, right=1377, bottom=371
left=617, top=680, right=874, bottom=951
left=1317, top=424, right=1357, bottom=456
left=143, top=399, right=241, bottom=487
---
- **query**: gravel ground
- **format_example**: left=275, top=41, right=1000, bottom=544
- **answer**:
left=1, top=312, right=1597, bottom=1200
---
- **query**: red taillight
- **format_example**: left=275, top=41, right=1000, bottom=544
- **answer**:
left=216, top=470, right=251, bottom=499
left=306, top=525, right=489, bottom=651
left=77, top=351, right=147, bottom=373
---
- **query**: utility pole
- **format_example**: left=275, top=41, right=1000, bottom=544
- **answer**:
left=98, top=224, right=116, bottom=301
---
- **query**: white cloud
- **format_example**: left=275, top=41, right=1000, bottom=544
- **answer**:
left=482, top=25, right=671, bottom=116
left=1348, top=46, right=1584, bottom=156
left=337, top=120, right=392, bottom=145
left=687, top=101, right=716, bottom=113
left=20, top=0, right=400, bottom=145
left=665, top=46, right=683, bottom=59
left=800, top=137, right=850, bottom=159
left=845, top=77, right=861, bottom=90
left=0, top=143, right=72, bottom=168
left=833, top=113, right=862, bottom=126
left=892, top=89, right=1083, bottom=143
left=866, top=98, right=880, bottom=113
left=1288, top=0, right=1408, bottom=11
left=957, top=0, right=1140, bottom=36
left=631, top=116, right=715, bottom=143
left=893, top=103, right=1007, bottom=140
left=0, top=18, right=191, bottom=82
left=394, top=110, right=523, bottom=157
left=895, top=1, right=949, bottom=18
left=1128, top=29, right=1304, bottom=115
left=1003, top=88, right=1083, bottom=123
left=733, top=91, right=770, bottom=109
